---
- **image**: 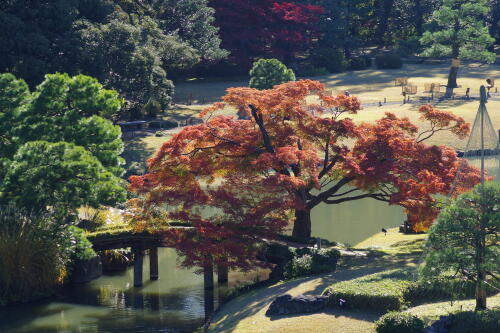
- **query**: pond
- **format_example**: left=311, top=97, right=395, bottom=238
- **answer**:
left=1, top=157, right=498, bottom=333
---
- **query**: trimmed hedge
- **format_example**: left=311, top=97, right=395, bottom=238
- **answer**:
left=323, top=269, right=414, bottom=311
left=375, top=312, right=424, bottom=333
left=323, top=269, right=499, bottom=312
left=375, top=53, right=403, bottom=69
left=448, top=310, right=500, bottom=333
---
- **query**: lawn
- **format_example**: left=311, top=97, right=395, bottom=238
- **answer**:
left=125, top=62, right=500, bottom=168
left=207, top=229, right=499, bottom=333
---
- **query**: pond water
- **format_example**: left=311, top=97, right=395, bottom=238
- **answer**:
left=1, top=157, right=498, bottom=333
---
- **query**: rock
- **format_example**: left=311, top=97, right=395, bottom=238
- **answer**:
left=423, top=314, right=454, bottom=333
left=265, top=294, right=328, bottom=316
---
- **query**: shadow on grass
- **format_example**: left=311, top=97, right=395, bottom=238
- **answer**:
left=121, top=137, right=156, bottom=174
left=209, top=252, right=422, bottom=332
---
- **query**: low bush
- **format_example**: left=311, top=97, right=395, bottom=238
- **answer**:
left=148, top=120, right=178, bottom=129
left=375, top=312, right=424, bottom=333
left=375, top=53, right=403, bottom=69
left=284, top=247, right=340, bottom=279
left=323, top=269, right=414, bottom=311
left=405, top=277, right=498, bottom=303
left=349, top=56, right=371, bottom=70
left=309, top=48, right=348, bottom=73
left=68, top=226, right=97, bottom=260
left=295, top=63, right=329, bottom=77
left=142, top=100, right=162, bottom=118
left=448, top=310, right=500, bottom=333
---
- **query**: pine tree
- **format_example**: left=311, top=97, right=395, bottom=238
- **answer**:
left=420, top=0, right=495, bottom=97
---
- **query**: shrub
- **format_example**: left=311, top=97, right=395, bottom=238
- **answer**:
left=0, top=207, right=72, bottom=304
left=375, top=312, right=424, bottom=333
left=349, top=56, right=371, bottom=70
left=249, top=58, right=296, bottom=90
left=284, top=247, right=340, bottom=279
left=148, top=120, right=178, bottom=129
left=405, top=277, right=497, bottom=303
left=68, top=226, right=97, bottom=260
left=310, top=48, right=348, bottom=73
left=323, top=269, right=414, bottom=311
left=142, top=99, right=162, bottom=118
left=295, top=63, right=329, bottom=77
left=77, top=206, right=107, bottom=231
left=448, top=310, right=500, bottom=333
left=375, top=53, right=403, bottom=69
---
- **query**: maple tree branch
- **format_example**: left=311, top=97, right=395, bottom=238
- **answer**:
left=416, top=125, right=456, bottom=143
left=250, top=104, right=275, bottom=154
left=324, top=193, right=389, bottom=204
left=307, top=176, right=354, bottom=208
left=318, top=155, right=339, bottom=179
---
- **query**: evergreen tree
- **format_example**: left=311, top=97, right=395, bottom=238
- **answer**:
left=249, top=59, right=296, bottom=90
left=422, top=182, right=500, bottom=310
left=420, top=0, right=495, bottom=96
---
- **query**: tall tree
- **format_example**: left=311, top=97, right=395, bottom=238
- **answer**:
left=129, top=80, right=480, bottom=239
left=309, top=0, right=374, bottom=57
left=420, top=0, right=495, bottom=97
left=0, top=0, right=226, bottom=115
left=0, top=73, right=127, bottom=211
left=209, top=0, right=323, bottom=65
left=422, top=182, right=500, bottom=310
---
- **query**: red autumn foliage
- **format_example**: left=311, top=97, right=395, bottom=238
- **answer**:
left=129, top=80, right=480, bottom=269
left=209, top=0, right=323, bottom=64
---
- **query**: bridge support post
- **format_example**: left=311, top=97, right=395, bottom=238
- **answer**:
left=204, top=259, right=214, bottom=319
left=150, top=247, right=159, bottom=280
left=133, top=247, right=144, bottom=287
left=217, top=263, right=228, bottom=285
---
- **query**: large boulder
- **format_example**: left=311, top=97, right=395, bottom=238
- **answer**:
left=266, top=294, right=328, bottom=316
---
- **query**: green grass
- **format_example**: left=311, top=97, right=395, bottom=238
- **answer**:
left=208, top=227, right=499, bottom=333
left=323, top=269, right=415, bottom=311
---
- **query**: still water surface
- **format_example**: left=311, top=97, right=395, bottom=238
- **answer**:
left=1, top=157, right=497, bottom=332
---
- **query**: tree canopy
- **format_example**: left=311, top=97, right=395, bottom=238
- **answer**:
left=129, top=80, right=480, bottom=243
left=0, top=0, right=226, bottom=115
left=0, top=73, right=126, bottom=212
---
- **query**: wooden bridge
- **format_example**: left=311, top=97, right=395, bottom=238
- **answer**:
left=86, top=227, right=228, bottom=303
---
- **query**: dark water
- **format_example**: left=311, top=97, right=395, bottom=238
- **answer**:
left=0, top=157, right=497, bottom=333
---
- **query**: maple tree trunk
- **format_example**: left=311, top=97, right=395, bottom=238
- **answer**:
left=292, top=208, right=312, bottom=239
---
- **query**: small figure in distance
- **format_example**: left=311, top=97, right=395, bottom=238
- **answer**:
left=381, top=228, right=387, bottom=236
left=486, top=79, right=492, bottom=97
left=465, top=87, right=470, bottom=100
left=344, top=90, right=350, bottom=96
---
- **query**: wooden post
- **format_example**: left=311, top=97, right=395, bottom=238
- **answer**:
left=133, top=248, right=144, bottom=287
left=217, top=264, right=229, bottom=285
left=150, top=247, right=159, bottom=280
left=204, top=259, right=214, bottom=319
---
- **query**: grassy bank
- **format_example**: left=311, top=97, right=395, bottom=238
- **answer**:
left=207, top=229, right=499, bottom=333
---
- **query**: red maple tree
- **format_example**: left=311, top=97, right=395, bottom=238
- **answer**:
left=209, top=0, right=323, bottom=64
left=129, top=80, right=480, bottom=268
